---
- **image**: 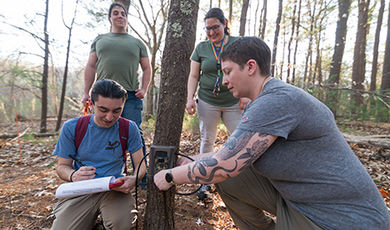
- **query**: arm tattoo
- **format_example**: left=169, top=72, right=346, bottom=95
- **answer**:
left=187, top=130, right=270, bottom=183
left=187, top=159, right=237, bottom=183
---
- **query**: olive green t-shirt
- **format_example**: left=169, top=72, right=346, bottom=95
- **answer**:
left=91, top=33, right=148, bottom=91
left=191, top=36, right=239, bottom=107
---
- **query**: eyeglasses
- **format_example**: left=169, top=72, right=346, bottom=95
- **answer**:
left=204, top=24, right=222, bottom=32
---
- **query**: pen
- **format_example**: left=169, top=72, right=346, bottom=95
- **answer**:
left=70, top=156, right=86, bottom=167
left=70, top=156, right=98, bottom=176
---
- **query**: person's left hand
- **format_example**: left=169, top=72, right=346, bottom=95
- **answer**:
left=111, top=176, right=136, bottom=194
left=239, top=98, right=250, bottom=110
left=154, top=169, right=173, bottom=191
left=135, top=88, right=146, bottom=99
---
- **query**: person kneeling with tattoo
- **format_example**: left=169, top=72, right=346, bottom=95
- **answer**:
left=154, top=37, right=390, bottom=230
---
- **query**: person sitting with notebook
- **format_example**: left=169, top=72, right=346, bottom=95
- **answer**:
left=51, top=79, right=146, bottom=230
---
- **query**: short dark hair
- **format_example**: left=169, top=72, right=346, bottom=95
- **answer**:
left=204, top=8, right=230, bottom=35
left=220, top=37, right=271, bottom=77
left=108, top=2, right=127, bottom=19
left=91, top=79, right=128, bottom=104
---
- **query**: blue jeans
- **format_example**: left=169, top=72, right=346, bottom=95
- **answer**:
left=121, top=91, right=147, bottom=187
left=121, top=91, right=143, bottom=127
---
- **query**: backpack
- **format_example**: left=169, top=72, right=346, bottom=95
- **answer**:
left=74, top=115, right=134, bottom=175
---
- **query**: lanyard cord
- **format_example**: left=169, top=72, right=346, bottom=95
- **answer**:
left=211, top=35, right=226, bottom=97
left=211, top=35, right=226, bottom=76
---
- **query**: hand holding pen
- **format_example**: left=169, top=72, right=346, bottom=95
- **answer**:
left=70, top=156, right=96, bottom=182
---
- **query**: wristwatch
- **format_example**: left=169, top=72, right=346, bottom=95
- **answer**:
left=165, top=170, right=175, bottom=185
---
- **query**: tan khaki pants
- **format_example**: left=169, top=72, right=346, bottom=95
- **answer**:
left=216, top=165, right=325, bottom=230
left=51, top=191, right=135, bottom=230
left=197, top=98, right=242, bottom=154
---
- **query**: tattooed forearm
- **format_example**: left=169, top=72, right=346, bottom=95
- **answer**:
left=192, top=157, right=218, bottom=176
left=220, top=130, right=268, bottom=161
left=187, top=160, right=238, bottom=183
left=220, top=130, right=254, bottom=160
left=186, top=131, right=273, bottom=184
left=237, top=137, right=269, bottom=171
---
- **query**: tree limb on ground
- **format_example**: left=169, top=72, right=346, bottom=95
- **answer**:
left=343, top=133, right=390, bottom=149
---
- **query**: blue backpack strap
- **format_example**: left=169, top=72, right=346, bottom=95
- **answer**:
left=75, top=115, right=91, bottom=152
left=118, top=117, right=134, bottom=175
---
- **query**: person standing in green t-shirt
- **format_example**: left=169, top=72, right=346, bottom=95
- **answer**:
left=186, top=8, right=249, bottom=200
left=83, top=2, right=151, bottom=127
left=82, top=2, right=151, bottom=189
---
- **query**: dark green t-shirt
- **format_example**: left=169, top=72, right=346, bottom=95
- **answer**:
left=191, top=36, right=239, bottom=107
left=91, top=33, right=148, bottom=91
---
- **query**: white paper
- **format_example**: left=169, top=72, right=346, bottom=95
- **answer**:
left=55, top=176, right=115, bottom=199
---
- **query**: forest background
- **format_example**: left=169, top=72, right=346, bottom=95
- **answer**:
left=0, top=0, right=390, bottom=229
left=0, top=0, right=389, bottom=128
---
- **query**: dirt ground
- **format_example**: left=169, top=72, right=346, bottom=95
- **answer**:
left=0, top=119, right=389, bottom=229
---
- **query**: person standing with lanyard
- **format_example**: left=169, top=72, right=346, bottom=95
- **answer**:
left=186, top=8, right=249, bottom=199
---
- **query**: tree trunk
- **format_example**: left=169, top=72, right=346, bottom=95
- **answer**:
left=381, top=0, right=390, bottom=93
left=292, top=0, right=302, bottom=84
left=56, top=0, right=79, bottom=131
left=314, top=2, right=328, bottom=87
left=370, top=0, right=385, bottom=91
left=258, top=0, right=267, bottom=40
left=287, top=0, right=297, bottom=83
left=40, top=0, right=49, bottom=133
left=326, top=0, right=351, bottom=116
left=271, top=0, right=283, bottom=77
left=303, top=0, right=317, bottom=89
left=143, top=0, right=199, bottom=229
left=351, top=0, right=370, bottom=112
left=239, top=0, right=250, bottom=36
left=229, top=0, right=233, bottom=23
left=378, top=0, right=390, bottom=121
left=279, top=26, right=287, bottom=80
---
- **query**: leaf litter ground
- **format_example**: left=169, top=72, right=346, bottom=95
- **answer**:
left=0, top=119, right=389, bottom=229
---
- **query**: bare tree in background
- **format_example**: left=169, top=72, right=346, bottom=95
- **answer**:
left=40, top=0, right=50, bottom=133
left=286, top=0, right=298, bottom=83
left=326, top=0, right=351, bottom=116
left=56, top=0, right=80, bottom=131
left=229, top=0, right=233, bottom=22
left=381, top=0, right=390, bottom=94
left=128, top=0, right=169, bottom=119
left=292, top=0, right=302, bottom=84
left=377, top=0, right=390, bottom=121
left=313, top=1, right=333, bottom=87
left=370, top=0, right=385, bottom=91
left=258, top=0, right=268, bottom=40
left=239, top=0, right=250, bottom=36
left=351, top=0, right=371, bottom=111
left=271, top=0, right=283, bottom=77
left=303, top=0, right=317, bottom=88
left=143, top=0, right=199, bottom=229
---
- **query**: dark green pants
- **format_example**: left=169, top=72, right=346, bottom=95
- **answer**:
left=215, top=165, right=324, bottom=230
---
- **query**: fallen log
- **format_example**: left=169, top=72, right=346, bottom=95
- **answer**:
left=343, top=133, right=390, bottom=149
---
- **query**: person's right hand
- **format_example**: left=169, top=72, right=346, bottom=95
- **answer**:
left=82, top=94, right=91, bottom=104
left=71, top=166, right=96, bottom=182
left=186, top=99, right=196, bottom=115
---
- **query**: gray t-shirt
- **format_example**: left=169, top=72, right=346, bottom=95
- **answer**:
left=238, top=78, right=390, bottom=230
